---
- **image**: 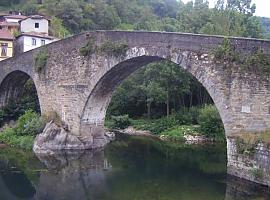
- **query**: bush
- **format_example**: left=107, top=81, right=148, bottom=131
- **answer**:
left=34, top=49, right=48, bottom=73
left=99, top=40, right=129, bottom=57
left=42, top=111, right=62, bottom=127
left=79, top=38, right=95, bottom=56
left=174, top=108, right=193, bottom=125
left=198, top=105, right=225, bottom=141
left=0, top=128, right=34, bottom=150
left=15, top=110, right=45, bottom=136
left=110, top=115, right=131, bottom=129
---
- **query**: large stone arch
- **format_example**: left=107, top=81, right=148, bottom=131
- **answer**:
left=80, top=48, right=230, bottom=141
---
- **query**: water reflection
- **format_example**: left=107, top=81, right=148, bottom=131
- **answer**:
left=0, top=136, right=269, bottom=200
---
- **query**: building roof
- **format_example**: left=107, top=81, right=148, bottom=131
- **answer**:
left=4, top=15, right=27, bottom=20
left=0, top=29, right=14, bottom=40
left=0, top=21, right=19, bottom=27
left=18, top=32, right=55, bottom=40
left=19, top=15, right=50, bottom=22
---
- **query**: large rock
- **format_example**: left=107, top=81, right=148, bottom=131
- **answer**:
left=33, top=122, right=114, bottom=154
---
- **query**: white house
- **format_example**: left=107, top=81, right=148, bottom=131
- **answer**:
left=17, top=32, right=55, bottom=52
left=17, top=15, right=57, bottom=52
left=20, top=15, right=49, bottom=34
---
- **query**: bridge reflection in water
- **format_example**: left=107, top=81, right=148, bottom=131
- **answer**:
left=0, top=137, right=269, bottom=200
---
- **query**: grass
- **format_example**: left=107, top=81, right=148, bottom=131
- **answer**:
left=159, top=125, right=199, bottom=141
left=112, top=118, right=201, bottom=141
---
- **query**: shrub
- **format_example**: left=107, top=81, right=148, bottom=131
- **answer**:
left=79, top=38, right=95, bottom=56
left=111, top=115, right=131, bottom=129
left=15, top=110, right=45, bottom=136
left=42, top=111, right=62, bottom=127
left=34, top=49, right=48, bottom=73
left=99, top=40, right=129, bottom=57
left=174, top=108, right=193, bottom=125
left=198, top=105, right=225, bottom=141
left=0, top=128, right=34, bottom=150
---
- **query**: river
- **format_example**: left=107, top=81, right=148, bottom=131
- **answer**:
left=0, top=134, right=269, bottom=200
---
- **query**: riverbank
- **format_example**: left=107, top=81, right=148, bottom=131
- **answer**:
left=114, top=125, right=215, bottom=144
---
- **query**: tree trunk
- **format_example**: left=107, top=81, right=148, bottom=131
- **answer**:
left=166, top=91, right=170, bottom=117
left=189, top=93, right=193, bottom=108
left=147, top=101, right=152, bottom=119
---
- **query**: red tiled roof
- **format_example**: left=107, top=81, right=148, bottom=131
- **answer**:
left=0, top=29, right=14, bottom=40
left=4, top=15, right=27, bottom=20
left=18, top=32, right=55, bottom=40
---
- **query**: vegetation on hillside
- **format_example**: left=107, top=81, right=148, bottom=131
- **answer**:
left=1, top=0, right=267, bottom=39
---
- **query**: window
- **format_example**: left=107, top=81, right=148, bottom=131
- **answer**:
left=1, top=43, right=7, bottom=57
left=35, top=23, right=39, bottom=28
left=32, top=38, right=36, bottom=46
left=41, top=39, right=45, bottom=45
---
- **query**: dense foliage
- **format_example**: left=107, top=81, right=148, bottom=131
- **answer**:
left=1, top=0, right=268, bottom=39
left=198, top=105, right=224, bottom=141
left=0, top=80, right=40, bottom=126
left=107, top=61, right=212, bottom=119
left=0, top=110, right=44, bottom=150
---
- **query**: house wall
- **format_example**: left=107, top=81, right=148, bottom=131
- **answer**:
left=0, top=40, right=13, bottom=61
left=20, top=18, right=49, bottom=34
left=19, top=35, right=53, bottom=52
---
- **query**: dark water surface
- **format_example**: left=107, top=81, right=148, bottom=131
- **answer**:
left=0, top=135, right=269, bottom=200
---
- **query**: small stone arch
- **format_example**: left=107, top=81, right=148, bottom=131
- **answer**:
left=0, top=70, right=40, bottom=110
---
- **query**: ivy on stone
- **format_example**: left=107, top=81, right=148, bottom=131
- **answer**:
left=80, top=38, right=129, bottom=58
left=213, top=38, right=270, bottom=76
left=34, top=48, right=48, bottom=74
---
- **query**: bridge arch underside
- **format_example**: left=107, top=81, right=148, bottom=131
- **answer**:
left=0, top=70, right=39, bottom=110
left=80, top=55, right=228, bottom=139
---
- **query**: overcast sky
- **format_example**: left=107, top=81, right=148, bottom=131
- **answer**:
left=181, top=0, right=270, bottom=18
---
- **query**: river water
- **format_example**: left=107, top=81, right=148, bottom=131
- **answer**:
left=0, top=135, right=269, bottom=200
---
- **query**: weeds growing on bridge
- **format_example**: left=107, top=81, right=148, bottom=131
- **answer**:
left=80, top=38, right=128, bottom=58
left=99, top=40, right=129, bottom=57
left=233, top=131, right=270, bottom=155
left=250, top=168, right=263, bottom=179
left=34, top=48, right=48, bottom=74
left=79, top=38, right=95, bottom=56
left=213, top=38, right=270, bottom=76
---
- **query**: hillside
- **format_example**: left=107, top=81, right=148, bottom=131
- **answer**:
left=0, top=0, right=268, bottom=39
left=260, top=17, right=270, bottom=39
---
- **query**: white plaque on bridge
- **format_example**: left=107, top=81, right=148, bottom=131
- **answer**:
left=241, top=106, right=251, bottom=113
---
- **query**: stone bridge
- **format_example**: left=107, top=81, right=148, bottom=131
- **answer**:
left=1, top=31, right=270, bottom=186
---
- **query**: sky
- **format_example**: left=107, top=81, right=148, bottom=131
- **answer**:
left=181, top=0, right=270, bottom=18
